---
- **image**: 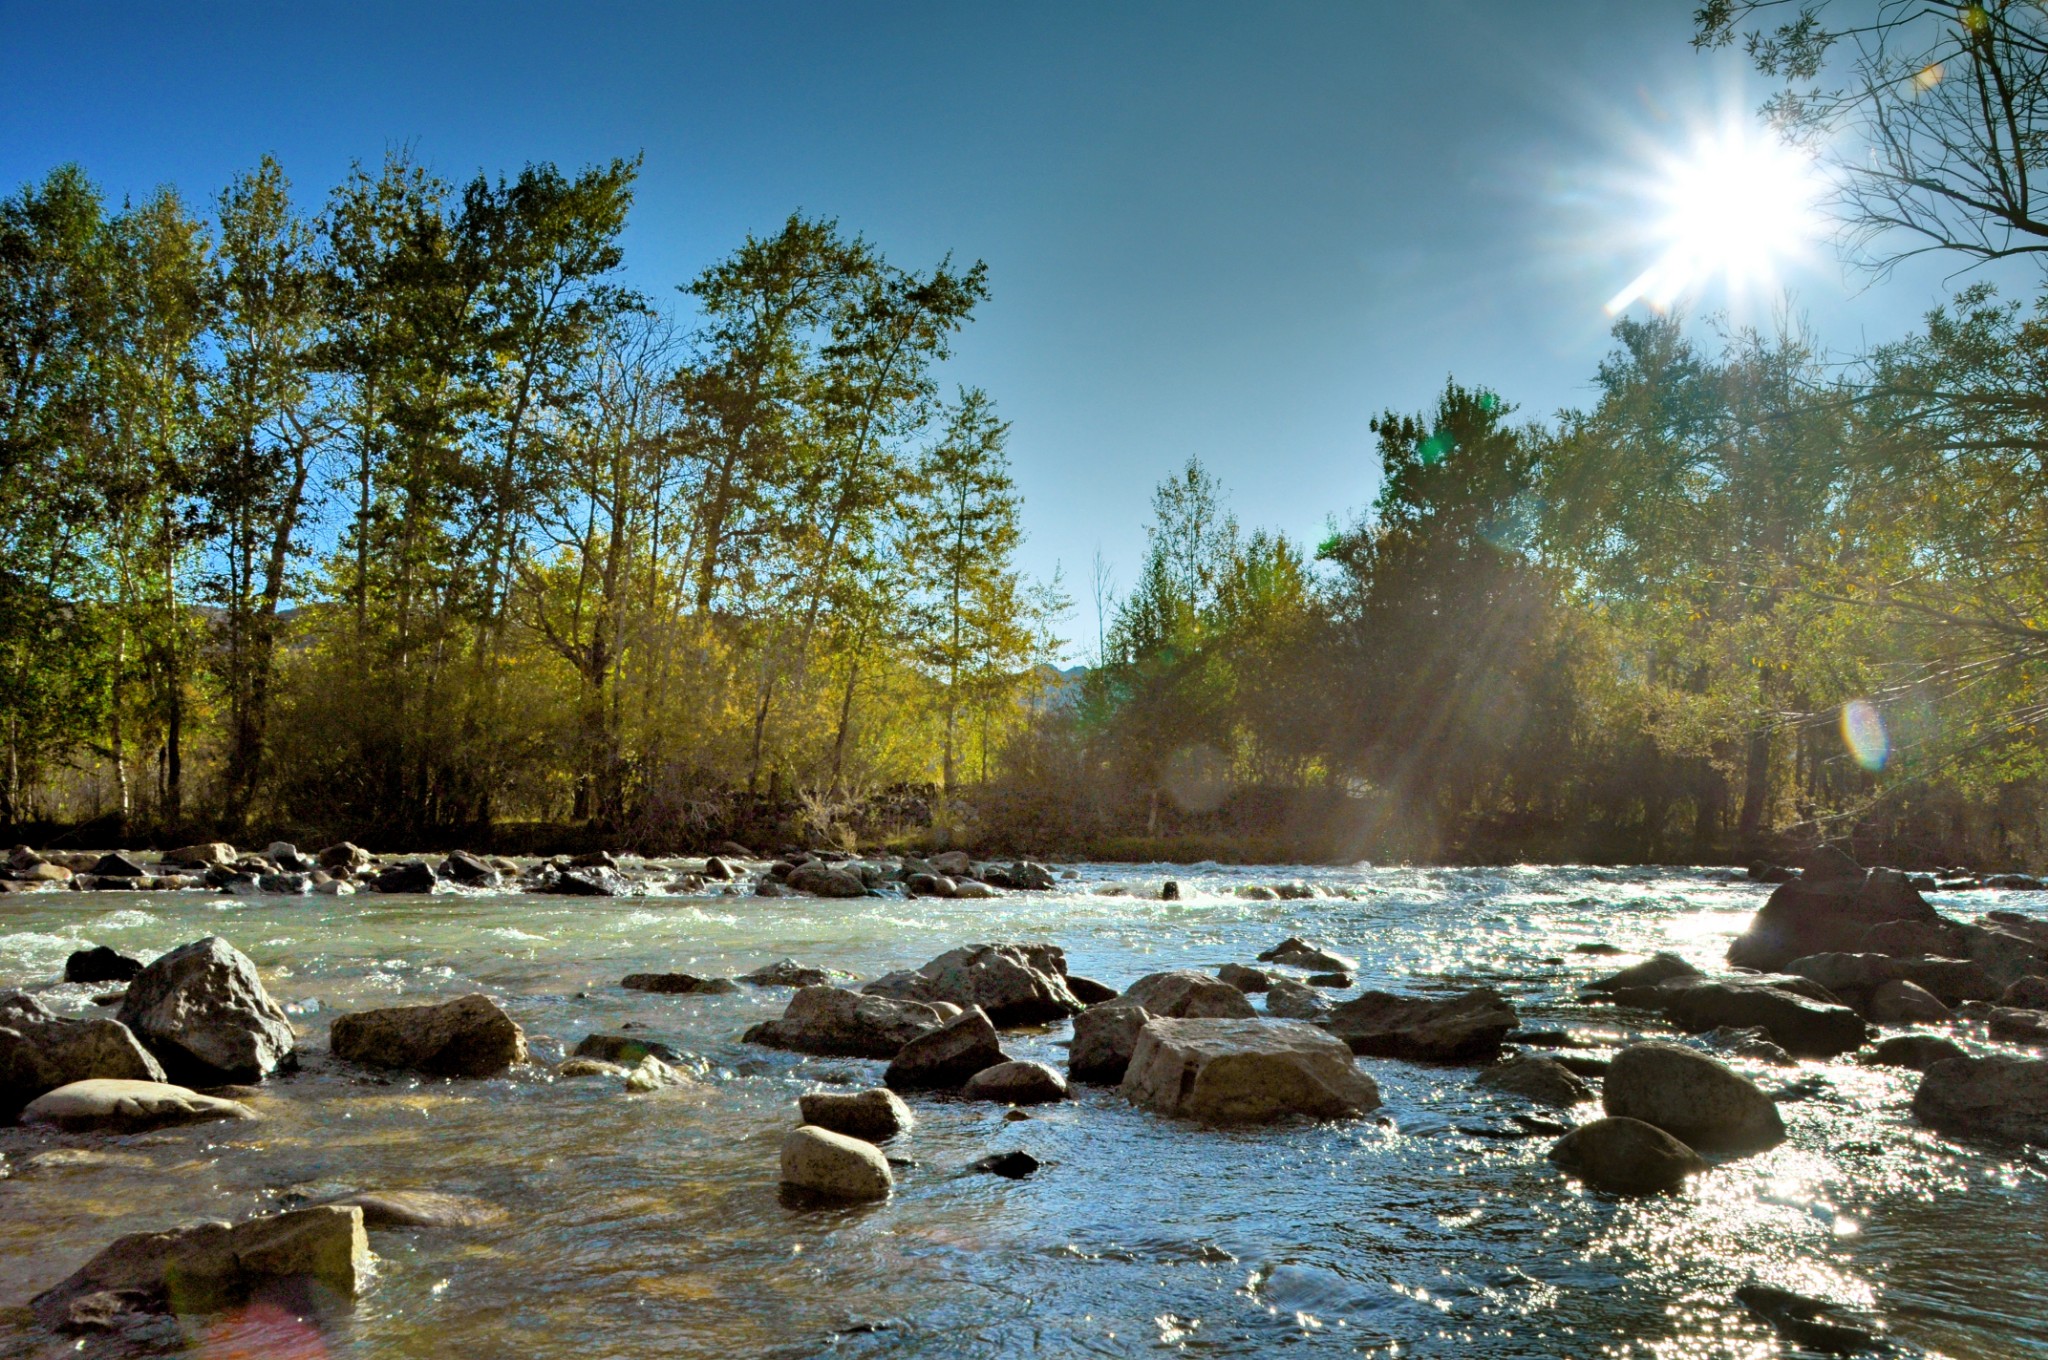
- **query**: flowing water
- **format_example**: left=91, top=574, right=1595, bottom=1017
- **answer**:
left=2, top=864, right=2045, bottom=1359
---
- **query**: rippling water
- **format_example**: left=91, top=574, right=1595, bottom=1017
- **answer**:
left=3, top=864, right=2045, bottom=1359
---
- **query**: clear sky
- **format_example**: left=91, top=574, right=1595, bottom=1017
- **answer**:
left=0, top=1, right=1989, bottom=651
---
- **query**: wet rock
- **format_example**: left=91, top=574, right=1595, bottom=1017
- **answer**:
left=1160, top=880, right=1180, bottom=901
left=1, top=993, right=165, bottom=1118
left=1256, top=937, right=1358, bottom=972
left=1324, top=987, right=1517, bottom=1063
left=1236, top=884, right=1278, bottom=901
left=1574, top=942, right=1625, bottom=955
left=1124, top=969, right=1258, bottom=1019
left=1700, top=1026, right=1794, bottom=1065
left=741, top=959, right=843, bottom=988
left=541, top=866, right=621, bottom=896
left=745, top=986, right=948, bottom=1059
left=372, top=860, right=440, bottom=894
left=884, top=1007, right=1008, bottom=1091
left=329, top=994, right=528, bottom=1078
left=905, top=871, right=957, bottom=897
left=1122, top=1016, right=1381, bottom=1124
left=1068, top=972, right=1257, bottom=1084
left=981, top=861, right=1056, bottom=891
left=1983, top=873, right=2046, bottom=890
left=789, top=863, right=868, bottom=898
left=439, top=851, right=499, bottom=886
left=1859, top=916, right=1966, bottom=958
left=1647, top=979, right=1868, bottom=1059
left=90, top=852, right=147, bottom=879
left=1960, top=923, right=2048, bottom=988
left=1217, top=963, right=1273, bottom=992
left=623, top=1054, right=690, bottom=1091
left=2004, top=976, right=2048, bottom=1010
left=1476, top=1056, right=1593, bottom=1107
left=12, top=861, right=71, bottom=882
left=1305, top=972, right=1353, bottom=988
left=1913, top=1053, right=2048, bottom=1142
left=21, top=1079, right=257, bottom=1133
left=257, top=872, right=309, bottom=895
left=1265, top=979, right=1330, bottom=1021
left=118, top=937, right=296, bottom=1084
left=799, top=1088, right=913, bottom=1141
left=162, top=843, right=236, bottom=870
left=31, top=1205, right=369, bottom=1329
left=963, top=1059, right=1069, bottom=1105
left=571, top=1033, right=682, bottom=1065
left=321, top=1189, right=503, bottom=1230
left=929, top=850, right=973, bottom=876
left=972, top=1150, right=1039, bottom=1178
left=556, top=1057, right=628, bottom=1078
left=1728, top=866, right=1939, bottom=972
left=1865, top=1034, right=1967, bottom=1071
left=864, top=943, right=1084, bottom=1026
left=1989, top=1006, right=2048, bottom=1045
left=1065, top=974, right=1118, bottom=1005
left=621, top=972, right=739, bottom=995
left=1869, top=979, right=1952, bottom=1024
left=318, top=842, right=373, bottom=872
left=1603, top=1041, right=1785, bottom=1154
left=1547, top=1116, right=1706, bottom=1195
left=952, top=879, right=998, bottom=899
left=780, top=1125, right=892, bottom=1201
left=312, top=879, right=354, bottom=897
left=1734, top=1284, right=1879, bottom=1357
left=63, top=946, right=144, bottom=985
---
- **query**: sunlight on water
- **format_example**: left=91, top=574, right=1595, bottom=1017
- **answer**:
left=1, top=865, right=2043, bottom=1358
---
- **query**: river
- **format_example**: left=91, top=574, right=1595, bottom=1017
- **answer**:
left=2, top=864, right=2044, bottom=1359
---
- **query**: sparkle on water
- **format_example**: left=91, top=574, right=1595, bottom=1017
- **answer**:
left=2, top=866, right=2044, bottom=1358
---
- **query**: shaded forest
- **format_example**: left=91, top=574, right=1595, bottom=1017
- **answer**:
left=7, top=2, right=2048, bottom=866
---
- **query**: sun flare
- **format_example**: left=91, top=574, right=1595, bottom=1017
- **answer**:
left=1607, top=125, right=1822, bottom=314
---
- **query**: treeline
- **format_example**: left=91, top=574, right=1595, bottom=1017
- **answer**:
left=1014, top=308, right=2048, bottom=867
left=0, top=153, right=1058, bottom=844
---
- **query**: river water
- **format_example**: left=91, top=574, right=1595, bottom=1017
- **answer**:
left=2, top=864, right=2045, bottom=1359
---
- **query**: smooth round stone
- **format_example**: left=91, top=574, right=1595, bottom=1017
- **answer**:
left=780, top=1125, right=893, bottom=1201
left=963, top=1060, right=1069, bottom=1105
left=20, top=1078, right=258, bottom=1132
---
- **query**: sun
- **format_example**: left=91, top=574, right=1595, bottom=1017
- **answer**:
left=1606, top=125, right=1822, bottom=314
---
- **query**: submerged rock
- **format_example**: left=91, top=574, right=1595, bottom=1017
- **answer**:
left=743, top=986, right=947, bottom=1059
left=1603, top=1042, right=1784, bottom=1154
left=1476, top=1055, right=1593, bottom=1107
left=798, top=1088, right=913, bottom=1141
left=1639, top=979, right=1868, bottom=1059
left=884, top=1007, right=1008, bottom=1091
left=21, top=1079, right=257, bottom=1133
left=321, top=1190, right=504, bottom=1230
left=117, top=937, right=296, bottom=1084
left=572, top=1033, right=683, bottom=1065
left=1256, top=937, right=1358, bottom=972
left=1120, top=1016, right=1380, bottom=1124
left=1734, top=1284, right=1880, bottom=1356
left=1323, top=988, right=1517, bottom=1062
left=740, top=959, right=843, bottom=988
left=1548, top=1116, right=1706, bottom=1195
left=1, top=992, right=165, bottom=1118
left=972, top=1150, right=1039, bottom=1177
left=1582, top=952, right=1703, bottom=996
left=1912, top=1053, right=2048, bottom=1143
left=32, top=1206, right=369, bottom=1330
left=621, top=972, right=738, bottom=995
left=329, top=994, right=528, bottom=1078
left=780, top=1126, right=892, bottom=1201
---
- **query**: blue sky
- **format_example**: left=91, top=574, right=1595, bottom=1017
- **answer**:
left=1, top=2, right=1993, bottom=651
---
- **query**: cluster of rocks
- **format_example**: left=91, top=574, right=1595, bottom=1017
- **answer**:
left=1748, top=855, right=2045, bottom=893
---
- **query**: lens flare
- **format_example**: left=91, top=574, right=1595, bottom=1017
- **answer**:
left=1841, top=700, right=1888, bottom=772
left=1607, top=124, right=1822, bottom=314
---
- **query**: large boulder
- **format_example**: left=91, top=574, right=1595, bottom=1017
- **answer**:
left=780, top=1126, right=892, bottom=1201
left=1603, top=1041, right=1785, bottom=1154
left=318, top=842, right=373, bottom=872
left=162, top=842, right=236, bottom=870
left=117, top=937, right=296, bottom=1084
left=329, top=994, right=528, bottom=1078
left=1642, top=979, right=1867, bottom=1059
left=788, top=863, right=868, bottom=898
left=372, top=860, right=440, bottom=894
left=1120, top=1016, right=1381, bottom=1124
left=798, top=1088, right=912, bottom=1141
left=1476, top=1055, right=1593, bottom=1107
left=1323, top=988, right=1517, bottom=1062
left=1, top=992, right=165, bottom=1118
left=864, top=943, right=1084, bottom=1026
left=884, top=1007, right=1008, bottom=1091
left=1548, top=1116, right=1708, bottom=1195
left=1912, top=1053, right=2048, bottom=1143
left=743, top=986, right=947, bottom=1058
left=21, top=1079, right=256, bottom=1133
left=963, top=1059, right=1069, bottom=1105
left=1727, top=867, right=1939, bottom=972
left=1066, top=971, right=1258, bottom=1084
left=31, top=1206, right=369, bottom=1331
left=439, top=851, right=499, bottom=887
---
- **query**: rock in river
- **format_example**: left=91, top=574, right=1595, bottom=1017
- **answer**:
left=64, top=946, right=143, bottom=985
left=1727, top=866, right=1939, bottom=973
left=884, top=1006, right=1008, bottom=1091
left=1476, top=1055, right=1593, bottom=1107
left=1865, top=1033, right=1968, bottom=1072
left=329, top=994, right=528, bottom=1078
left=1256, top=937, right=1358, bottom=972
left=1121, top=1016, right=1381, bottom=1124
left=1548, top=1116, right=1707, bottom=1195
left=780, top=1125, right=892, bottom=1201
left=1, top=992, right=165, bottom=1118
left=20, top=1079, right=257, bottom=1133
left=1869, top=978, right=1952, bottom=1024
left=1643, top=978, right=1868, bottom=1059
left=1324, top=988, right=1517, bottom=1062
left=1265, top=979, right=1330, bottom=1021
left=621, top=972, right=738, bottom=995
left=1067, top=971, right=1257, bottom=1084
left=1913, top=1053, right=2048, bottom=1144
left=744, top=986, right=947, bottom=1059
left=572, top=1033, right=683, bottom=1065
left=963, top=1059, right=1069, bottom=1105
left=799, top=1088, right=913, bottom=1141
left=117, top=937, right=296, bottom=1084
left=1603, top=1041, right=1785, bottom=1154
left=32, top=1205, right=369, bottom=1330
left=864, top=943, right=1084, bottom=1026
